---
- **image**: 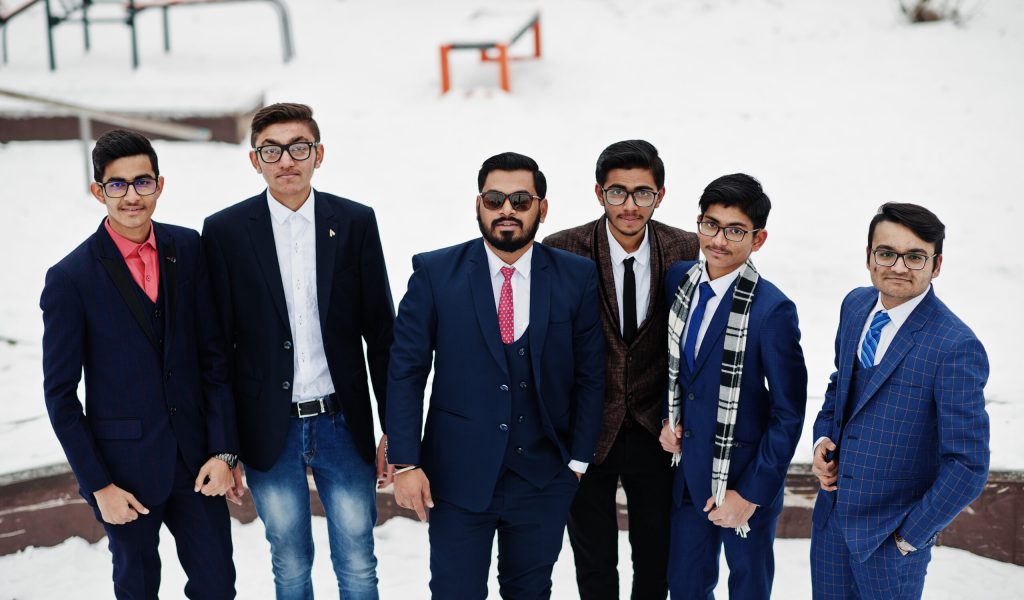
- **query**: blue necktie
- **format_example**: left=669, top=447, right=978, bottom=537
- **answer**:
left=683, top=282, right=715, bottom=372
left=859, top=310, right=891, bottom=368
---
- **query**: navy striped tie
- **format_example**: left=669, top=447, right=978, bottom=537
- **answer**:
left=859, top=310, right=891, bottom=368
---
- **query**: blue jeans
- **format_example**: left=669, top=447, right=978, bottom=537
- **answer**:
left=245, top=411, right=379, bottom=600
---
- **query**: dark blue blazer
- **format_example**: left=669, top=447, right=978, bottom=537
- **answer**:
left=41, top=221, right=237, bottom=507
left=386, top=239, right=606, bottom=512
left=812, top=286, right=990, bottom=561
left=664, top=261, right=807, bottom=515
left=202, top=191, right=394, bottom=471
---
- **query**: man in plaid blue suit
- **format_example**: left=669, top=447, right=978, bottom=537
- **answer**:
left=810, top=203, right=990, bottom=599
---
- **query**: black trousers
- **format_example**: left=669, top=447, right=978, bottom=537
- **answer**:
left=567, top=424, right=674, bottom=600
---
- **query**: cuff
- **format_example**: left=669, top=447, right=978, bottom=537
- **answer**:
left=568, top=460, right=589, bottom=474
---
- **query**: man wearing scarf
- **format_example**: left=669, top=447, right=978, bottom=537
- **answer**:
left=660, top=173, right=807, bottom=599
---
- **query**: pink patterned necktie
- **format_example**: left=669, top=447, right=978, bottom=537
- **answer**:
left=498, top=266, right=515, bottom=344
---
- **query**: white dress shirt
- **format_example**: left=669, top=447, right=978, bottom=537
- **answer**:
left=857, top=286, right=930, bottom=366
left=267, top=190, right=335, bottom=402
left=482, top=242, right=588, bottom=474
left=682, top=265, right=742, bottom=358
left=606, top=222, right=652, bottom=334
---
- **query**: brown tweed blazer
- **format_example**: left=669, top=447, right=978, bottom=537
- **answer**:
left=543, top=217, right=699, bottom=464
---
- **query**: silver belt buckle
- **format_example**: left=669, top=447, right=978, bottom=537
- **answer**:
left=297, top=399, right=320, bottom=419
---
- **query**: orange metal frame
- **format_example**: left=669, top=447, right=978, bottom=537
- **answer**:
left=440, top=16, right=542, bottom=94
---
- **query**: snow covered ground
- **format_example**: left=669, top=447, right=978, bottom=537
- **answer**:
left=3, top=516, right=1023, bottom=599
left=1, top=0, right=1023, bottom=594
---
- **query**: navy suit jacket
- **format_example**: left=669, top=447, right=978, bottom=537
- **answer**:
left=386, top=239, right=606, bottom=512
left=664, top=261, right=807, bottom=515
left=202, top=191, right=394, bottom=471
left=812, top=286, right=990, bottom=561
left=41, top=221, right=237, bottom=507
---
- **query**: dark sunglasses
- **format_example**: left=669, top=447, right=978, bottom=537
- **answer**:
left=479, top=190, right=540, bottom=212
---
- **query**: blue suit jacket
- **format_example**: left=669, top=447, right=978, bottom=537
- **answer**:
left=664, top=261, right=807, bottom=516
left=386, top=239, right=606, bottom=512
left=41, top=221, right=237, bottom=507
left=812, top=286, right=990, bottom=561
left=202, top=191, right=394, bottom=471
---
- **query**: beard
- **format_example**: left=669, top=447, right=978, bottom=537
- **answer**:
left=477, top=210, right=541, bottom=253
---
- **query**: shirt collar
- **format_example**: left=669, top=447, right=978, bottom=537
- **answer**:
left=605, top=221, right=650, bottom=267
left=267, top=188, right=315, bottom=225
left=104, top=219, right=157, bottom=258
left=869, top=285, right=931, bottom=329
left=484, top=242, right=533, bottom=280
left=700, top=262, right=742, bottom=298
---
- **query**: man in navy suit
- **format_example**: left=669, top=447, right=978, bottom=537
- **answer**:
left=202, top=103, right=395, bottom=599
left=41, top=129, right=239, bottom=599
left=386, top=152, right=605, bottom=598
left=810, top=203, right=990, bottom=600
left=660, top=174, right=806, bottom=599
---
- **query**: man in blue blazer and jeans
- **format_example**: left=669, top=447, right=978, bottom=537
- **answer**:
left=41, top=129, right=240, bottom=599
left=387, top=152, right=605, bottom=598
left=660, top=173, right=807, bottom=599
left=810, top=203, right=990, bottom=599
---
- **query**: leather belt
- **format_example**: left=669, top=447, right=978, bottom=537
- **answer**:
left=290, top=394, right=338, bottom=419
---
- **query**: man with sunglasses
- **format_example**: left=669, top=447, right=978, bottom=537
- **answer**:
left=542, top=140, right=698, bottom=599
left=41, top=129, right=239, bottom=598
left=810, top=203, right=989, bottom=600
left=202, top=103, right=395, bottom=599
left=387, top=152, right=605, bottom=598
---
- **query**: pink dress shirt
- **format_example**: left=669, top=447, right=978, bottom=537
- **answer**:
left=104, top=220, right=160, bottom=302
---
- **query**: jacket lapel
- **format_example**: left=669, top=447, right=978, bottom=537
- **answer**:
left=529, top=245, right=551, bottom=389
left=155, top=224, right=177, bottom=359
left=95, top=223, right=161, bottom=352
left=692, top=281, right=735, bottom=375
left=314, top=193, right=337, bottom=337
left=247, top=194, right=291, bottom=331
left=592, top=218, right=622, bottom=339
left=468, top=240, right=509, bottom=378
left=835, top=292, right=874, bottom=429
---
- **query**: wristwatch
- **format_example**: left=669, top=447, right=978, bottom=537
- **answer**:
left=213, top=452, right=239, bottom=470
left=894, top=532, right=917, bottom=556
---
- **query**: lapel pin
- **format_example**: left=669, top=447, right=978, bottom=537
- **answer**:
left=329, top=229, right=336, bottom=238
left=165, top=256, right=176, bottom=263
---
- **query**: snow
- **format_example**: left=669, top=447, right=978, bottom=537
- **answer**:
left=0, top=0, right=1022, bottom=593
left=2, top=516, right=1023, bottom=599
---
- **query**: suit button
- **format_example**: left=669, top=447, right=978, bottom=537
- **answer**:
left=518, top=348, right=526, bottom=356
left=687, top=393, right=695, bottom=400
left=284, top=341, right=292, bottom=350
left=515, top=447, right=524, bottom=454
left=683, top=430, right=692, bottom=438
left=519, top=381, right=527, bottom=389
left=282, top=381, right=291, bottom=390
left=499, top=384, right=509, bottom=392
left=499, top=424, right=508, bottom=432
left=518, top=415, right=525, bottom=423
left=169, top=406, right=177, bottom=415
left=627, top=394, right=633, bottom=401
left=153, top=309, right=161, bottom=318
left=165, top=371, right=172, bottom=381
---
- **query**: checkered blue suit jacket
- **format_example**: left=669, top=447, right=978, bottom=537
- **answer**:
left=811, top=286, right=989, bottom=562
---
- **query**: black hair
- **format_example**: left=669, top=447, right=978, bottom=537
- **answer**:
left=477, top=152, right=547, bottom=198
left=868, top=203, right=945, bottom=267
left=92, top=129, right=159, bottom=182
left=594, top=139, right=665, bottom=189
left=250, top=102, right=321, bottom=146
left=698, top=173, right=771, bottom=229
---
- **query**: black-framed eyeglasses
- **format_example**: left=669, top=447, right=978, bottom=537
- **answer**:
left=99, top=177, right=158, bottom=198
left=871, top=249, right=936, bottom=271
left=479, top=190, right=540, bottom=212
left=254, top=141, right=318, bottom=163
left=696, top=220, right=761, bottom=242
left=602, top=186, right=659, bottom=208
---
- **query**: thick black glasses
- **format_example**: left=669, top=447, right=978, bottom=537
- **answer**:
left=479, top=191, right=540, bottom=211
left=696, top=220, right=761, bottom=242
left=254, top=142, right=317, bottom=163
left=100, top=177, right=158, bottom=198
left=871, top=249, right=936, bottom=271
left=602, top=186, right=658, bottom=207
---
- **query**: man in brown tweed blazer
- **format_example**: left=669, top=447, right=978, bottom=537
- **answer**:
left=543, top=140, right=699, bottom=599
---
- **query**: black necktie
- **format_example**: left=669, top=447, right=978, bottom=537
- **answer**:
left=623, top=257, right=637, bottom=345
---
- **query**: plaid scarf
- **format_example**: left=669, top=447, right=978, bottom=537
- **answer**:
left=667, top=259, right=759, bottom=537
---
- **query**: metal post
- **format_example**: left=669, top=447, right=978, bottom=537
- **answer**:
left=533, top=17, right=541, bottom=58
left=267, top=0, right=293, bottom=63
left=497, top=44, right=509, bottom=92
left=128, top=4, right=139, bottom=68
left=78, top=113, right=92, bottom=189
left=45, top=0, right=56, bottom=70
left=440, top=45, right=452, bottom=94
left=82, top=0, right=90, bottom=52
left=162, top=5, right=170, bottom=52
